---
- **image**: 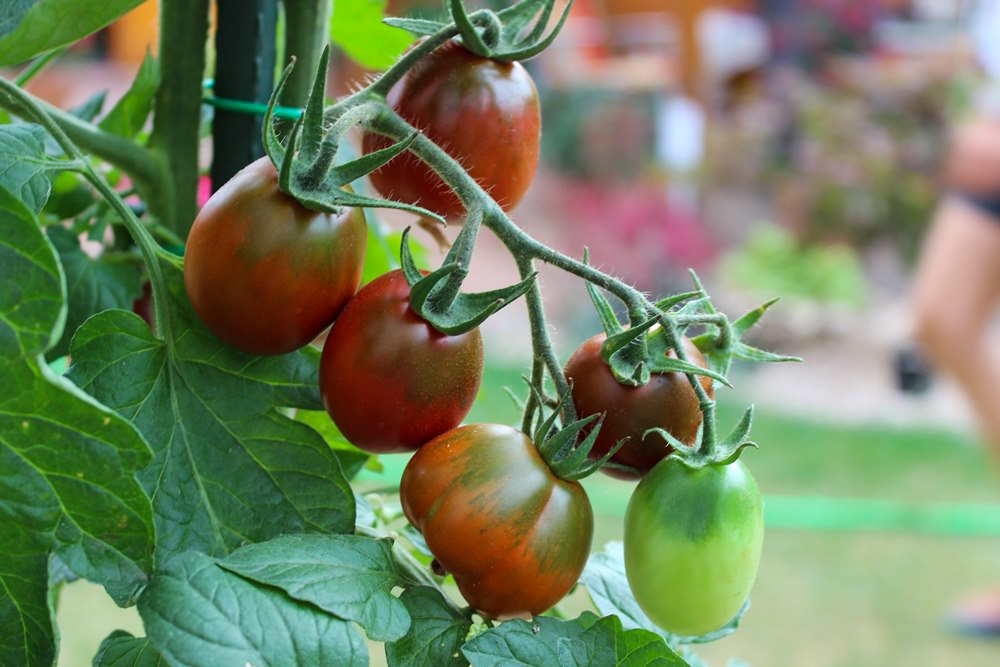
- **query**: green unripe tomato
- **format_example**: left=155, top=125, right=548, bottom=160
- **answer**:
left=624, top=458, right=764, bottom=637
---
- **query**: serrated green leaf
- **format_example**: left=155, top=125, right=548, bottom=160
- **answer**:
left=461, top=612, right=686, bottom=666
left=0, top=187, right=153, bottom=667
left=293, top=409, right=371, bottom=479
left=219, top=533, right=410, bottom=642
left=386, top=586, right=471, bottom=667
left=45, top=226, right=141, bottom=360
left=138, top=551, right=367, bottom=667
left=332, top=0, right=415, bottom=69
left=66, top=258, right=355, bottom=565
left=93, top=630, right=166, bottom=667
left=0, top=123, right=53, bottom=211
left=580, top=542, right=671, bottom=639
left=0, top=0, right=146, bottom=66
left=99, top=51, right=159, bottom=138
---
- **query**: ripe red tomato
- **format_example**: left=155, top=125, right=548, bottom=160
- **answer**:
left=319, top=269, right=483, bottom=453
left=361, top=40, right=541, bottom=220
left=564, top=335, right=714, bottom=480
left=184, top=157, right=366, bottom=355
left=400, top=423, right=593, bottom=618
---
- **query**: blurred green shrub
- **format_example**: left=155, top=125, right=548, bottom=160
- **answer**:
left=718, top=223, right=866, bottom=307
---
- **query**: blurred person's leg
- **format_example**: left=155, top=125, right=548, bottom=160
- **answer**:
left=913, top=195, right=1000, bottom=633
left=913, top=197, right=1000, bottom=459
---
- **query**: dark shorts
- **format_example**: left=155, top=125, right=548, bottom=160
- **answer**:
left=960, top=193, right=1000, bottom=220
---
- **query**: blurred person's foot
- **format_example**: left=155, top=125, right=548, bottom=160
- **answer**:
left=948, top=591, right=1000, bottom=637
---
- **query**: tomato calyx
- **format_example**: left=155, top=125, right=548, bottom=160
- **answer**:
left=388, top=0, right=574, bottom=62
left=531, top=389, right=626, bottom=481
left=399, top=220, right=535, bottom=335
left=581, top=254, right=730, bottom=390
left=651, top=404, right=758, bottom=469
left=260, top=47, right=446, bottom=223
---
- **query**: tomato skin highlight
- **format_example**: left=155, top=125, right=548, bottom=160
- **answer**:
left=362, top=40, right=541, bottom=220
left=564, top=334, right=714, bottom=480
left=400, top=424, right=594, bottom=617
left=319, top=269, right=483, bottom=453
left=624, top=458, right=764, bottom=637
left=183, top=156, right=366, bottom=355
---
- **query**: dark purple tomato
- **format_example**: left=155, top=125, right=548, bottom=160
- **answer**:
left=564, top=334, right=714, bottom=480
left=319, top=269, right=483, bottom=453
left=362, top=40, right=541, bottom=220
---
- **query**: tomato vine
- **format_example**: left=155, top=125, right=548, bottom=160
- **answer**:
left=0, top=0, right=800, bottom=665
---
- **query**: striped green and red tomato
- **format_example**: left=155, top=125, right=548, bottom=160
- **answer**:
left=400, top=423, right=593, bottom=617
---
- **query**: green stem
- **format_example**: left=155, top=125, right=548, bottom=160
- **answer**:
left=14, top=47, right=66, bottom=87
left=148, top=0, right=211, bottom=239
left=516, top=255, right=575, bottom=424
left=0, top=78, right=175, bottom=347
left=280, top=0, right=333, bottom=108
left=520, top=356, right=543, bottom=433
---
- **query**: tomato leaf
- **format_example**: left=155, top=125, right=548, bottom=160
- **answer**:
left=99, top=51, right=160, bottom=138
left=0, top=0, right=147, bottom=66
left=138, top=551, right=368, bottom=666
left=386, top=586, right=471, bottom=667
left=66, top=258, right=355, bottom=565
left=382, top=17, right=447, bottom=38
left=218, top=533, right=411, bottom=642
left=44, top=226, right=141, bottom=360
left=0, top=187, right=153, bottom=667
left=93, top=630, right=166, bottom=667
left=332, top=0, right=414, bottom=69
left=0, top=123, right=53, bottom=211
left=293, top=409, right=371, bottom=479
left=460, top=612, right=687, bottom=666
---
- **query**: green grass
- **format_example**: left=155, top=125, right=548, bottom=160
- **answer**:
left=56, top=365, right=1000, bottom=666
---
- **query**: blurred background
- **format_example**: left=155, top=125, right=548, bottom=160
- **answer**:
left=25, top=1, right=1000, bottom=665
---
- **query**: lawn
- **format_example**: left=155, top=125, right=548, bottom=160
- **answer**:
left=56, top=365, right=1000, bottom=666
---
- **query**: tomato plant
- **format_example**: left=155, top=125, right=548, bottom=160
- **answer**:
left=184, top=156, right=366, bottom=355
left=624, top=457, right=764, bottom=637
left=565, top=333, right=714, bottom=479
left=362, top=39, right=541, bottom=220
left=0, top=0, right=796, bottom=665
left=320, top=269, right=483, bottom=453
left=400, top=423, right=593, bottom=617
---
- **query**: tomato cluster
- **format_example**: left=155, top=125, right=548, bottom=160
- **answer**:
left=183, top=39, right=762, bottom=632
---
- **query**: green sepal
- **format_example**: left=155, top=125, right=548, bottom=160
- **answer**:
left=539, top=414, right=627, bottom=482
left=646, top=326, right=732, bottom=387
left=653, top=290, right=701, bottom=312
left=382, top=17, right=448, bottom=37
left=598, top=317, right=656, bottom=386
left=667, top=405, right=757, bottom=469
left=398, top=226, right=535, bottom=335
left=447, top=0, right=574, bottom=62
left=732, top=297, right=778, bottom=335
left=583, top=248, right=623, bottom=337
left=261, top=48, right=445, bottom=222
left=731, top=341, right=801, bottom=364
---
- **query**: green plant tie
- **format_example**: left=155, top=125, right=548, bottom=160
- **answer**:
left=202, top=79, right=303, bottom=120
